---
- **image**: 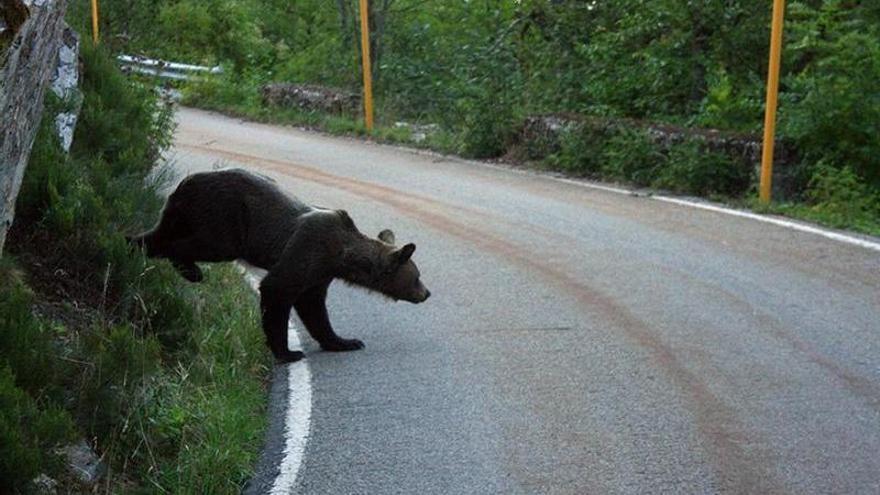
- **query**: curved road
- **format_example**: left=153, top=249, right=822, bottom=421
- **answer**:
left=171, top=108, right=880, bottom=494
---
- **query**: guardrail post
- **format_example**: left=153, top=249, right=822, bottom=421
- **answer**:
left=759, top=0, right=786, bottom=204
left=358, top=0, right=374, bottom=132
left=90, top=0, right=99, bottom=43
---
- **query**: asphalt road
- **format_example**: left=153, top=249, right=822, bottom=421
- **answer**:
left=170, top=107, right=880, bottom=494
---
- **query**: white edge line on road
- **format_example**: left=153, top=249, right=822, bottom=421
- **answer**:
left=271, top=353, right=311, bottom=495
left=652, top=195, right=880, bottom=253
left=380, top=142, right=880, bottom=254
left=242, top=268, right=312, bottom=495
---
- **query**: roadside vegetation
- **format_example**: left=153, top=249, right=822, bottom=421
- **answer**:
left=70, top=0, right=880, bottom=235
left=0, top=40, right=270, bottom=493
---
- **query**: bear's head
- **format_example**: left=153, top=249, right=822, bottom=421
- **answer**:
left=376, top=229, right=430, bottom=304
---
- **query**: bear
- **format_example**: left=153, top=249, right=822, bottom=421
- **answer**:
left=129, top=168, right=430, bottom=362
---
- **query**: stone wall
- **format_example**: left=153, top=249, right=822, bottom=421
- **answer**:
left=261, top=82, right=360, bottom=116
left=0, top=0, right=70, bottom=253
left=516, top=113, right=801, bottom=197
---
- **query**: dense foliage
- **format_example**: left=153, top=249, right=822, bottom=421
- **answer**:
left=1, top=41, right=270, bottom=492
left=70, top=0, right=880, bottom=230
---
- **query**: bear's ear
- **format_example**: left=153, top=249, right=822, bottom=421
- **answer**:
left=378, top=229, right=395, bottom=244
left=395, top=243, right=416, bottom=263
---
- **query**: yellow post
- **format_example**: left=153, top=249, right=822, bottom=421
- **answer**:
left=90, top=0, right=99, bottom=44
left=759, top=0, right=786, bottom=204
left=358, top=0, right=374, bottom=132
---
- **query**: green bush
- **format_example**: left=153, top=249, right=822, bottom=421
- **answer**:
left=655, top=139, right=751, bottom=196
left=601, top=129, right=665, bottom=186
left=803, top=164, right=880, bottom=230
left=0, top=262, right=76, bottom=490
left=547, top=123, right=614, bottom=176
left=183, top=70, right=265, bottom=112
left=456, top=84, right=520, bottom=159
left=72, top=43, right=173, bottom=176
left=782, top=2, right=880, bottom=188
left=273, top=33, right=357, bottom=88
left=696, top=68, right=765, bottom=133
left=547, top=126, right=754, bottom=197
left=0, top=366, right=75, bottom=489
left=15, top=95, right=81, bottom=226
left=0, top=261, right=65, bottom=400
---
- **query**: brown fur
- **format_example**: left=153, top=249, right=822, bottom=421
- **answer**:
left=131, top=169, right=430, bottom=362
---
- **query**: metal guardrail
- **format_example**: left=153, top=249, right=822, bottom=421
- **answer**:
left=117, top=55, right=223, bottom=81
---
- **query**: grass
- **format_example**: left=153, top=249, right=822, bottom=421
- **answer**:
left=1, top=257, right=271, bottom=493
left=738, top=164, right=880, bottom=236
left=745, top=201, right=880, bottom=237
left=103, top=264, right=270, bottom=494
left=0, top=39, right=272, bottom=493
left=0, top=261, right=76, bottom=490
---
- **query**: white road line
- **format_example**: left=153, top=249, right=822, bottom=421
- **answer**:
left=653, top=195, right=880, bottom=253
left=243, top=269, right=312, bottom=495
left=270, top=347, right=311, bottom=495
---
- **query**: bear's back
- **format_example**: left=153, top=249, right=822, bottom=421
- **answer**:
left=170, top=169, right=313, bottom=267
left=174, top=168, right=309, bottom=216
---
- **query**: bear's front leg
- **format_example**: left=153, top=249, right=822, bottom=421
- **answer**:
left=294, top=283, right=365, bottom=352
left=259, top=294, right=305, bottom=363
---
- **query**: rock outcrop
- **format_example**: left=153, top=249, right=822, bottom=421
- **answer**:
left=261, top=82, right=360, bottom=116
left=517, top=113, right=800, bottom=196
left=49, top=25, right=80, bottom=152
left=0, top=0, right=71, bottom=253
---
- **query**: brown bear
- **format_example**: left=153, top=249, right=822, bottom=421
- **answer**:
left=130, top=168, right=430, bottom=362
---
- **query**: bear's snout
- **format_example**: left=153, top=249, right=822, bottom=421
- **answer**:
left=415, top=287, right=431, bottom=303
left=404, top=285, right=430, bottom=304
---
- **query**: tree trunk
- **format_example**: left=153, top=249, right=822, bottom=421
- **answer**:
left=0, top=0, right=70, bottom=254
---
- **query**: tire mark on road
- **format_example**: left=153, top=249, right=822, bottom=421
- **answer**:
left=658, top=264, right=880, bottom=413
left=180, top=142, right=785, bottom=493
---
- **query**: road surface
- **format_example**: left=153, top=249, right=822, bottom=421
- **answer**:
left=170, top=107, right=880, bottom=494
